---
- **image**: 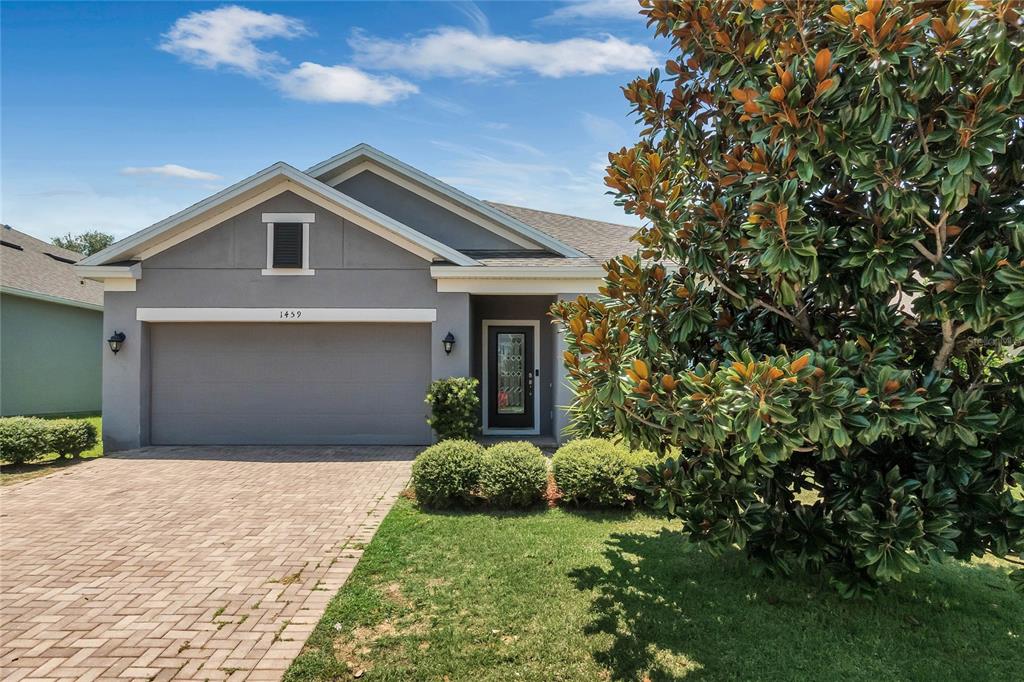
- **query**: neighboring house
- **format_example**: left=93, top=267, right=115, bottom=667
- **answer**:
left=76, top=144, right=634, bottom=450
left=1, top=225, right=103, bottom=416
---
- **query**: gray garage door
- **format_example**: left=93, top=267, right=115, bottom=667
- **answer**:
left=150, top=323, right=431, bottom=445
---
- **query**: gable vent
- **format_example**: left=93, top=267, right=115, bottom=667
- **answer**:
left=272, top=223, right=303, bottom=268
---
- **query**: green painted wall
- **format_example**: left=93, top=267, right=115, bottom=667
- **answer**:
left=1, top=293, right=102, bottom=416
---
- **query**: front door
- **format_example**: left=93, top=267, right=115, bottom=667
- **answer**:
left=487, top=325, right=535, bottom=430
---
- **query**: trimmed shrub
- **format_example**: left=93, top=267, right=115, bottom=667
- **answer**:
left=0, top=417, right=51, bottom=465
left=426, top=377, right=481, bottom=441
left=553, top=438, right=655, bottom=507
left=46, top=419, right=98, bottom=458
left=479, top=442, right=548, bottom=509
left=411, top=439, right=485, bottom=508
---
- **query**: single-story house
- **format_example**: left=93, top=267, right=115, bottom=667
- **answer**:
left=76, top=144, right=634, bottom=450
left=1, top=225, right=103, bottom=416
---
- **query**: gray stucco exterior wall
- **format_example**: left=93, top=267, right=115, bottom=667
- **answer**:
left=336, top=171, right=524, bottom=252
left=101, top=191, right=472, bottom=450
left=1, top=293, right=103, bottom=416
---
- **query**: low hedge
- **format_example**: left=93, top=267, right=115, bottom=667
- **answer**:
left=0, top=417, right=99, bottom=465
left=46, top=419, right=98, bottom=457
left=479, top=441, right=548, bottom=509
left=552, top=438, right=659, bottom=507
left=411, top=439, right=485, bottom=508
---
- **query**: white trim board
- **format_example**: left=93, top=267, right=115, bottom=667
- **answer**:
left=431, top=265, right=605, bottom=279
left=136, top=308, right=437, bottom=323
left=435, top=278, right=601, bottom=295
left=481, top=319, right=542, bottom=436
left=262, top=212, right=315, bottom=223
left=76, top=263, right=142, bottom=280
left=262, top=220, right=314, bottom=276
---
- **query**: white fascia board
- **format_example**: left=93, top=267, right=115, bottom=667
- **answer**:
left=0, top=286, right=103, bottom=311
left=430, top=265, right=606, bottom=279
left=78, top=162, right=477, bottom=267
left=435, top=278, right=601, bottom=295
left=75, top=263, right=142, bottom=281
left=78, top=163, right=295, bottom=266
left=306, top=144, right=587, bottom=258
left=136, top=307, right=437, bottom=323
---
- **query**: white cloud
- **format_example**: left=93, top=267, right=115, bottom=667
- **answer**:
left=3, top=183, right=187, bottom=240
left=580, top=112, right=631, bottom=146
left=430, top=140, right=640, bottom=227
left=159, top=5, right=308, bottom=75
left=119, top=164, right=222, bottom=181
left=349, top=27, right=655, bottom=78
left=158, top=6, right=417, bottom=106
left=276, top=62, right=418, bottom=104
left=452, top=2, right=490, bottom=34
left=541, top=0, right=643, bottom=23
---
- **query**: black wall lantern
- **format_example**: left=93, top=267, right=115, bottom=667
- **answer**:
left=441, top=331, right=456, bottom=355
left=107, top=331, right=126, bottom=354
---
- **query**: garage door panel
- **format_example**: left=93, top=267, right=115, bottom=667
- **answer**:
left=152, top=380, right=426, bottom=416
left=155, top=349, right=427, bottom=384
left=150, top=323, right=431, bottom=445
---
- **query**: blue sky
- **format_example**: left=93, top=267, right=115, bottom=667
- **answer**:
left=2, top=1, right=664, bottom=242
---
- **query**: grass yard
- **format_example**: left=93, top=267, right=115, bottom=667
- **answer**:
left=287, top=498, right=1023, bottom=682
left=0, top=414, right=103, bottom=486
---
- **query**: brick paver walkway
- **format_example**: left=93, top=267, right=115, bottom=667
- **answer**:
left=0, top=446, right=414, bottom=681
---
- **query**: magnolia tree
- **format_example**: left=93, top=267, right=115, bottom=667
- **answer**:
left=552, top=0, right=1024, bottom=595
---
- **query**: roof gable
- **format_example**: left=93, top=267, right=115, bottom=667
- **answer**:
left=305, top=144, right=586, bottom=258
left=78, top=163, right=477, bottom=268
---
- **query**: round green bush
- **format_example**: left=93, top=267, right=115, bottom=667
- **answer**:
left=411, top=439, right=485, bottom=508
left=0, top=417, right=51, bottom=465
left=46, top=419, right=98, bottom=458
left=552, top=438, right=651, bottom=507
left=479, top=441, right=548, bottom=509
left=425, top=377, right=481, bottom=441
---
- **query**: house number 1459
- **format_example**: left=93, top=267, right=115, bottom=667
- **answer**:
left=279, top=310, right=302, bottom=319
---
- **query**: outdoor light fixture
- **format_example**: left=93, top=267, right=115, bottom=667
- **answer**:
left=107, top=331, right=126, bottom=354
left=442, top=331, right=456, bottom=355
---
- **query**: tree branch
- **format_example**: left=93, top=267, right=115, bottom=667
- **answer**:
left=933, top=320, right=970, bottom=373
left=911, top=240, right=939, bottom=263
left=620, top=404, right=672, bottom=433
left=707, top=270, right=818, bottom=345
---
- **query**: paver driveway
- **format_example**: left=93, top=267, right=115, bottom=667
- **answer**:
left=0, top=446, right=414, bottom=681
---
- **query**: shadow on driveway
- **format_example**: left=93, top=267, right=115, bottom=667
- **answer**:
left=107, top=444, right=420, bottom=463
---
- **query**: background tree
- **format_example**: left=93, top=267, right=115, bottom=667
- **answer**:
left=52, top=230, right=114, bottom=256
left=553, top=0, right=1024, bottom=595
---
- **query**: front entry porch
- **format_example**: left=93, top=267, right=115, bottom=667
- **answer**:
left=471, top=295, right=562, bottom=440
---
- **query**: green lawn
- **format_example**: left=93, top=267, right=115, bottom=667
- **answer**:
left=287, top=498, right=1023, bottom=682
left=0, top=414, right=103, bottom=486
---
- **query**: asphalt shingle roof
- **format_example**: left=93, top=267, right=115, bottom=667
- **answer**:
left=0, top=225, right=103, bottom=307
left=484, top=201, right=638, bottom=266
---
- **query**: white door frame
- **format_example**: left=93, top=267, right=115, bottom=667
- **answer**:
left=481, top=319, right=541, bottom=436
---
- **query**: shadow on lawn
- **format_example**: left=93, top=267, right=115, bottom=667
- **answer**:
left=0, top=455, right=97, bottom=485
left=570, top=528, right=1023, bottom=681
